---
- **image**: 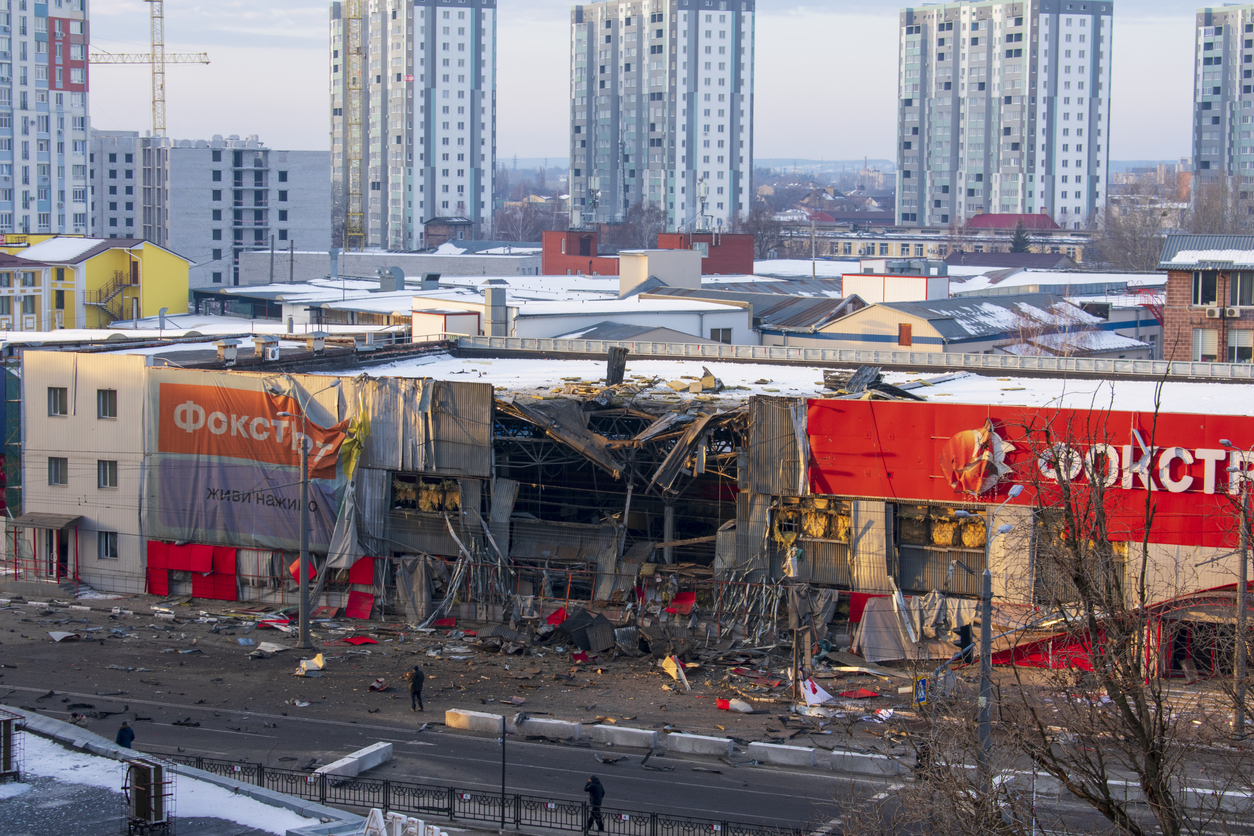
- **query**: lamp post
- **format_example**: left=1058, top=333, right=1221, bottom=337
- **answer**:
left=956, top=483, right=1023, bottom=795
left=1222, top=439, right=1251, bottom=739
left=276, top=380, right=341, bottom=651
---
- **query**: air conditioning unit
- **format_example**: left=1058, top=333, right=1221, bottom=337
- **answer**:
left=264, top=346, right=281, bottom=362
left=1227, top=307, right=1241, bottom=319
left=123, top=757, right=170, bottom=828
left=1206, top=307, right=1222, bottom=319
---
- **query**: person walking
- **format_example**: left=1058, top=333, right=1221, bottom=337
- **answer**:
left=583, top=775, right=605, bottom=833
left=116, top=721, right=135, bottom=749
left=408, top=664, right=425, bottom=712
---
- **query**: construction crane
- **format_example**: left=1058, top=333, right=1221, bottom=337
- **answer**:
left=344, top=0, right=365, bottom=251
left=89, top=0, right=209, bottom=137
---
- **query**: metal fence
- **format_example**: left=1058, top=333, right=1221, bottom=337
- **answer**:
left=457, top=335, right=1254, bottom=382
left=171, top=755, right=808, bottom=836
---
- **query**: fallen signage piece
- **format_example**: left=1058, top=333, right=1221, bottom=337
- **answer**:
left=802, top=679, right=834, bottom=706
left=256, top=642, right=289, bottom=654
left=48, top=632, right=80, bottom=642
left=840, top=689, right=880, bottom=700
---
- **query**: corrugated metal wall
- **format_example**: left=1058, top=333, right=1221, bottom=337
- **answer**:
left=746, top=396, right=804, bottom=496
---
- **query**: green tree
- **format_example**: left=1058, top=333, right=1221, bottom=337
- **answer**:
left=1010, top=219, right=1031, bottom=253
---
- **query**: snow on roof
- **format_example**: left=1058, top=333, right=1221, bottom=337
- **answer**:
left=1007, top=329, right=1149, bottom=355
left=753, top=259, right=859, bottom=279
left=1170, top=249, right=1254, bottom=267
left=19, top=237, right=115, bottom=263
left=952, top=268, right=1166, bottom=295
left=515, top=296, right=743, bottom=317
left=882, top=295, right=1101, bottom=339
left=320, top=355, right=1254, bottom=418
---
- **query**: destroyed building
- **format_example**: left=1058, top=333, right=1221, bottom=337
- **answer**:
left=9, top=336, right=1254, bottom=676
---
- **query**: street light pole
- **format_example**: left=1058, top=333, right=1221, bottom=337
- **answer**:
left=298, top=439, right=312, bottom=650
left=275, top=379, right=340, bottom=652
left=958, top=483, right=1022, bottom=797
left=1238, top=482, right=1248, bottom=739
left=1222, top=439, right=1250, bottom=738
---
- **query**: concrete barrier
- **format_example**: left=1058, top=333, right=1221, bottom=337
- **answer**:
left=748, top=742, right=816, bottom=768
left=829, top=749, right=905, bottom=776
left=517, top=717, right=582, bottom=740
left=445, top=709, right=514, bottom=734
left=589, top=725, right=658, bottom=749
left=665, top=733, right=733, bottom=757
left=316, top=742, right=393, bottom=779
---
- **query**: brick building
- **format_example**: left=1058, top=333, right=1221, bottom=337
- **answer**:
left=1159, top=234, right=1254, bottom=363
left=541, top=228, right=754, bottom=276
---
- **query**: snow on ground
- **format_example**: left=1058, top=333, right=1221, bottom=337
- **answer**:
left=21, top=733, right=318, bottom=835
left=0, top=782, right=32, bottom=799
left=338, top=353, right=1254, bottom=417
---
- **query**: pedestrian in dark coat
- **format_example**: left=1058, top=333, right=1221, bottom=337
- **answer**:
left=116, top=721, right=135, bottom=749
left=584, top=775, right=605, bottom=832
left=408, top=664, right=425, bottom=711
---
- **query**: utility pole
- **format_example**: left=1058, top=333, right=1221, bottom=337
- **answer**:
left=269, top=235, right=275, bottom=284
left=811, top=215, right=817, bottom=281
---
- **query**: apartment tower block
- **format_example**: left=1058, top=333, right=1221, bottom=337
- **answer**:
left=1191, top=5, right=1254, bottom=183
left=0, top=0, right=91, bottom=237
left=569, top=0, right=754, bottom=233
left=895, top=0, right=1112, bottom=230
left=330, top=0, right=496, bottom=251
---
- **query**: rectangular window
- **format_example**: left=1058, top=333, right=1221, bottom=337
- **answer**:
left=48, top=456, right=68, bottom=486
left=97, top=459, right=118, bottom=489
left=1193, top=327, right=1220, bottom=362
left=1230, top=329, right=1254, bottom=364
left=97, top=531, right=119, bottom=560
left=1233, top=271, right=1254, bottom=307
left=48, top=386, right=67, bottom=416
left=97, top=389, right=117, bottom=419
left=710, top=328, right=732, bottom=345
left=898, top=323, right=913, bottom=347
left=1193, top=271, right=1219, bottom=306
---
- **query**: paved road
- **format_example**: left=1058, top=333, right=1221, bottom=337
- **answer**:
left=2, top=682, right=859, bottom=830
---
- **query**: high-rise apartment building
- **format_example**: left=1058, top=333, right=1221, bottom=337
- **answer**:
left=1192, top=5, right=1254, bottom=183
left=0, top=0, right=92, bottom=236
left=330, top=0, right=496, bottom=251
left=568, top=1, right=754, bottom=232
left=896, top=0, right=1112, bottom=230
left=90, top=132, right=331, bottom=287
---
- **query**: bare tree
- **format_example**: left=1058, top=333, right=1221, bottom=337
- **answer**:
left=1089, top=185, right=1176, bottom=273
left=737, top=204, right=785, bottom=260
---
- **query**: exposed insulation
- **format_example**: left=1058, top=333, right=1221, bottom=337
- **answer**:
left=801, top=511, right=829, bottom=538
left=930, top=519, right=957, bottom=547
left=960, top=519, right=986, bottom=549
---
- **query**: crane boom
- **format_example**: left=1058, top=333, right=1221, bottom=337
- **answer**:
left=89, top=52, right=210, bottom=65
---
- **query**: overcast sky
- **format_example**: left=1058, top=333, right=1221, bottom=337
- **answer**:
left=88, top=0, right=1194, bottom=164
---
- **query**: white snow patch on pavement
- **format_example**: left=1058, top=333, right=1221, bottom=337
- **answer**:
left=22, top=734, right=318, bottom=835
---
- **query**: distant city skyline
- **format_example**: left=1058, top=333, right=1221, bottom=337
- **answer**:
left=89, top=0, right=1192, bottom=162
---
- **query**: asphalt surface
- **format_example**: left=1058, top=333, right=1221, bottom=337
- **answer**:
left=1, top=681, right=856, bottom=830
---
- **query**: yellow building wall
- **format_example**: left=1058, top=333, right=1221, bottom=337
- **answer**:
left=82, top=243, right=189, bottom=326
left=817, top=308, right=945, bottom=353
left=134, top=243, right=190, bottom=318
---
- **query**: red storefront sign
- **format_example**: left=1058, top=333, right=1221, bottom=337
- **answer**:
left=807, top=400, right=1253, bottom=549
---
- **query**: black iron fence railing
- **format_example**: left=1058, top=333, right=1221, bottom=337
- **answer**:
left=168, top=755, right=809, bottom=836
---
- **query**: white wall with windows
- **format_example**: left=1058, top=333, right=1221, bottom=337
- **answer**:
left=21, top=351, right=147, bottom=593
